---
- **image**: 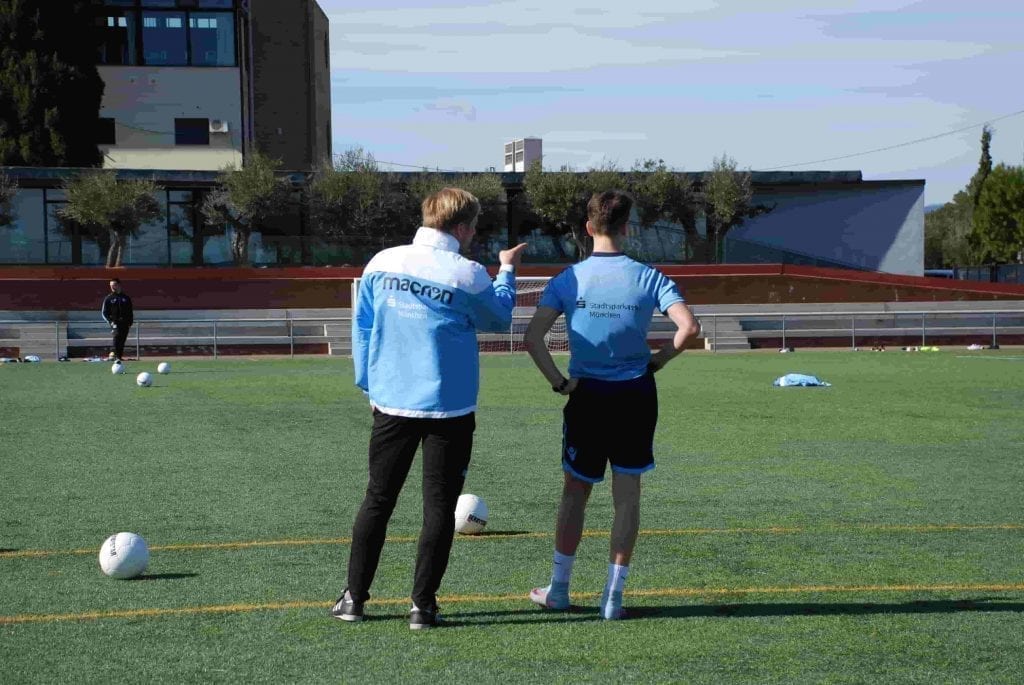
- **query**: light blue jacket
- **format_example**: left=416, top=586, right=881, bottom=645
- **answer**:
left=354, top=227, right=516, bottom=418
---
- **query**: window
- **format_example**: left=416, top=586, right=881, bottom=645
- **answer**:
left=175, top=118, right=209, bottom=145
left=98, top=118, right=116, bottom=145
left=142, top=10, right=187, bottom=65
left=96, top=3, right=236, bottom=67
left=188, top=11, right=234, bottom=66
left=96, top=10, right=138, bottom=64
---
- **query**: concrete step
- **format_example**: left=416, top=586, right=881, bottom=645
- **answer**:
left=705, top=340, right=752, bottom=351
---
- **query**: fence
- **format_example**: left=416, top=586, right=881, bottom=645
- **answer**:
left=0, top=317, right=351, bottom=360
left=697, top=309, right=1024, bottom=351
left=4, top=307, right=1024, bottom=360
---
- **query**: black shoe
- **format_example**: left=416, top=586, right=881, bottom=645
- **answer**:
left=329, top=591, right=364, bottom=622
left=409, top=605, right=442, bottom=630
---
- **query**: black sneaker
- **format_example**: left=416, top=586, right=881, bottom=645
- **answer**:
left=329, top=591, right=364, bottom=622
left=409, top=605, right=442, bottom=630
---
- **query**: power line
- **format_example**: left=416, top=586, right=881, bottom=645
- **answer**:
left=332, top=151, right=466, bottom=174
left=758, top=107, right=1024, bottom=171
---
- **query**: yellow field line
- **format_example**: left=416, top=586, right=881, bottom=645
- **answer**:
left=3, top=582, right=1023, bottom=626
left=1, top=523, right=1021, bottom=560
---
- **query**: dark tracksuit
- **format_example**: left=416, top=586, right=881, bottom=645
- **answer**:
left=101, top=292, right=134, bottom=360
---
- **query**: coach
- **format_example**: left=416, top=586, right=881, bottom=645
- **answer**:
left=331, top=187, right=527, bottom=630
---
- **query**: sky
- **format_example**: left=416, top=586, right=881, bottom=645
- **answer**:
left=322, top=0, right=1024, bottom=205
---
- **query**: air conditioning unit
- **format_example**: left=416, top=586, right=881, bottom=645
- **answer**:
left=209, top=120, right=229, bottom=134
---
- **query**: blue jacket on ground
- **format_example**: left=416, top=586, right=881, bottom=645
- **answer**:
left=354, top=227, right=516, bottom=418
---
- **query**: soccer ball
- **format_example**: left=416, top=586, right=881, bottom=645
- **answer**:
left=157, top=362, right=171, bottom=374
left=136, top=372, right=152, bottom=387
left=98, top=532, right=150, bottom=579
left=111, top=362, right=125, bottom=375
left=454, top=494, right=488, bottom=535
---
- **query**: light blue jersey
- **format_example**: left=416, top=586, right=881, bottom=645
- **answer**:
left=539, top=253, right=684, bottom=381
left=354, top=227, right=516, bottom=418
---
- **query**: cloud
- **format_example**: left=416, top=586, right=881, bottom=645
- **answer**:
left=419, top=99, right=478, bottom=120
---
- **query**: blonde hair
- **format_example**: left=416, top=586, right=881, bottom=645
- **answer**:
left=422, top=187, right=480, bottom=232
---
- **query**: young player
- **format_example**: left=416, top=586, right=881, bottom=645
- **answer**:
left=524, top=190, right=699, bottom=620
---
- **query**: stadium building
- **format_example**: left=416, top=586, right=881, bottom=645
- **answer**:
left=1, top=0, right=330, bottom=266
left=95, top=0, right=331, bottom=172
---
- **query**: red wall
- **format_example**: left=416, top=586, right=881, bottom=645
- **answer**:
left=1, top=265, right=1023, bottom=311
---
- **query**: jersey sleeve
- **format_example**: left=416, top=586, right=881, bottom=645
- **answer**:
left=467, top=267, right=515, bottom=333
left=537, top=271, right=569, bottom=312
left=653, top=271, right=684, bottom=313
left=352, top=272, right=376, bottom=393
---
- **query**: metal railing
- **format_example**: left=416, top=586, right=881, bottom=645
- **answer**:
left=695, top=309, right=1024, bottom=351
left=0, top=317, right=352, bottom=359
left=3, top=308, right=1024, bottom=358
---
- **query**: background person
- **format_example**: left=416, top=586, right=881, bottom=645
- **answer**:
left=101, top=278, right=134, bottom=362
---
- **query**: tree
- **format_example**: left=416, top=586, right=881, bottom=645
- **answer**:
left=202, top=151, right=293, bottom=266
left=409, top=171, right=506, bottom=246
left=524, top=160, right=629, bottom=258
left=971, top=164, right=1024, bottom=264
left=968, top=125, right=993, bottom=209
left=308, top=148, right=417, bottom=255
left=926, top=126, right=1000, bottom=267
left=703, top=154, right=773, bottom=263
left=0, top=169, right=16, bottom=226
left=60, top=170, right=160, bottom=267
left=630, top=158, right=699, bottom=261
left=924, top=196, right=973, bottom=267
left=0, top=0, right=105, bottom=166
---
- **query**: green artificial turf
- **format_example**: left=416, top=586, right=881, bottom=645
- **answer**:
left=1, top=351, right=1023, bottom=683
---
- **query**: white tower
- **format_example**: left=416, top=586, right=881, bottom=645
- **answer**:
left=503, top=138, right=542, bottom=172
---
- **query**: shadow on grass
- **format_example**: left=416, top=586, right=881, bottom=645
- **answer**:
left=438, top=598, right=1024, bottom=625
left=131, top=573, right=198, bottom=581
left=0, top=548, right=17, bottom=554
left=470, top=530, right=532, bottom=537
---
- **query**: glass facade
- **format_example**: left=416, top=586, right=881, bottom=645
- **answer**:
left=95, top=1, right=236, bottom=67
left=142, top=11, right=188, bottom=66
left=168, top=199, right=196, bottom=264
left=125, top=193, right=169, bottom=264
left=96, top=10, right=139, bottom=65
left=45, top=202, right=73, bottom=264
left=189, top=12, right=235, bottom=67
left=0, top=190, right=45, bottom=264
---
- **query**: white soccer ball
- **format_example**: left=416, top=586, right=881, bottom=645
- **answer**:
left=157, top=362, right=171, bottom=374
left=454, top=493, right=488, bottom=535
left=98, top=532, right=150, bottom=579
left=136, top=372, right=152, bottom=387
left=111, top=362, right=125, bottom=375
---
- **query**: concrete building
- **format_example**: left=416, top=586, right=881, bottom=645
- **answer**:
left=503, top=138, right=542, bottom=172
left=94, top=0, right=330, bottom=172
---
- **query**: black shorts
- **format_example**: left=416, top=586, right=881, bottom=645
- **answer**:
left=561, top=372, right=658, bottom=483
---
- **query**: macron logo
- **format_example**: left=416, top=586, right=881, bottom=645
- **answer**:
left=381, top=276, right=454, bottom=305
